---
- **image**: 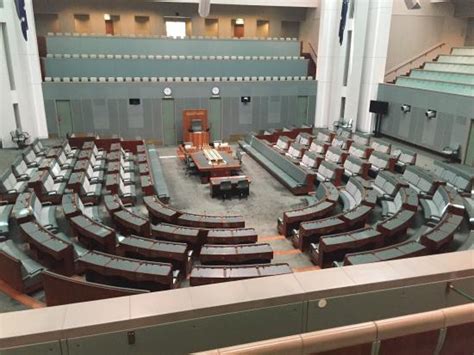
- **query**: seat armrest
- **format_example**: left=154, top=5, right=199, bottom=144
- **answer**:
left=27, top=162, right=38, bottom=168
left=47, top=191, right=58, bottom=195
left=419, top=192, right=431, bottom=199
left=42, top=201, right=53, bottom=206
left=7, top=189, right=18, bottom=194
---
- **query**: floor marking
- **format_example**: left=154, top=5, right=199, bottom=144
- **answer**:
left=0, top=279, right=45, bottom=309
left=258, top=235, right=285, bottom=242
left=274, top=249, right=302, bottom=256
left=292, top=266, right=321, bottom=273
left=159, top=155, right=177, bottom=159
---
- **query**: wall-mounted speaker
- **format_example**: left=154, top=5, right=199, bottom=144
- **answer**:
left=369, top=100, right=389, bottom=115
left=404, top=0, right=421, bottom=10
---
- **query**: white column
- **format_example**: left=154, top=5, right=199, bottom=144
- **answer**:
left=26, top=0, right=48, bottom=138
left=356, top=0, right=393, bottom=133
left=345, top=0, right=370, bottom=130
left=315, top=0, right=393, bottom=133
left=0, top=24, right=18, bottom=147
left=314, top=0, right=341, bottom=128
left=0, top=0, right=48, bottom=148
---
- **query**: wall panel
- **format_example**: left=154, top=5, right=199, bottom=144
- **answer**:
left=378, top=84, right=472, bottom=162
left=42, top=81, right=317, bottom=142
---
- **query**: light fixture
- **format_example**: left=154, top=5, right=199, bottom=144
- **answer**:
left=404, top=0, right=421, bottom=10
left=400, top=104, right=411, bottom=113
left=425, top=109, right=437, bottom=119
left=211, top=87, right=220, bottom=96
left=163, top=87, right=172, bottom=96
left=199, top=0, right=211, bottom=18
left=235, top=18, right=244, bottom=25
left=104, top=14, right=111, bottom=21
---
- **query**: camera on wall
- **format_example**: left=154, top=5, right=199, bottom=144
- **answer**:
left=400, top=104, right=411, bottom=113
left=425, top=110, right=437, bottom=119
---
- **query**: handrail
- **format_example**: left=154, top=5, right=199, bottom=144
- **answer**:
left=384, top=42, right=448, bottom=82
left=308, top=41, right=318, bottom=60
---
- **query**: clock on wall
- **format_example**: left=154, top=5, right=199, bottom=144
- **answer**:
left=211, top=87, right=220, bottom=96
left=163, top=87, right=172, bottom=96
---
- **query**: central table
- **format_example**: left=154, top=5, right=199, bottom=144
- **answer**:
left=190, top=150, right=241, bottom=183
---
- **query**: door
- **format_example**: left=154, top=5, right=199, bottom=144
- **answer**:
left=105, top=20, right=114, bottom=35
left=56, top=100, right=73, bottom=137
left=234, top=24, right=244, bottom=38
left=465, top=119, right=474, bottom=166
left=297, top=96, right=309, bottom=126
left=162, top=99, right=176, bottom=145
left=209, top=98, right=222, bottom=141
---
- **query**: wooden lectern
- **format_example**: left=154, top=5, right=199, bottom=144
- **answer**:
left=183, top=109, right=210, bottom=148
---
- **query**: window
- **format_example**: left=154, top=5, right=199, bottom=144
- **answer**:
left=166, top=21, right=186, bottom=38
left=135, top=16, right=150, bottom=35
left=74, top=14, right=91, bottom=33
left=281, top=21, right=300, bottom=39
left=35, top=13, right=60, bottom=35
left=256, top=20, right=269, bottom=37
left=205, top=18, right=219, bottom=37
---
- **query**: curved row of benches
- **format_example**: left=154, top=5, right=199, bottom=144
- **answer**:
left=292, top=177, right=377, bottom=251
left=274, top=127, right=469, bottom=268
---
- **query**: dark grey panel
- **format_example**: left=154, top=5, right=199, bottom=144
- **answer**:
left=81, top=100, right=93, bottom=133
left=71, top=100, right=84, bottom=133
left=378, top=84, right=472, bottom=160
left=142, top=99, right=154, bottom=140
left=107, top=100, right=119, bottom=134
left=44, top=99, right=58, bottom=136
left=42, top=81, right=317, bottom=143
left=152, top=99, right=163, bottom=142
left=260, top=97, right=269, bottom=130
left=287, top=96, right=297, bottom=126
left=117, top=99, right=129, bottom=138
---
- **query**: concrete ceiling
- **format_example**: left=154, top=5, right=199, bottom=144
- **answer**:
left=145, top=0, right=318, bottom=8
left=451, top=0, right=474, bottom=17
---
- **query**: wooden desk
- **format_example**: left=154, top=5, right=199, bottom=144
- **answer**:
left=110, top=143, right=121, bottom=152
left=73, top=160, right=89, bottom=172
left=105, top=174, right=120, bottom=194
left=107, top=151, right=121, bottom=162
left=82, top=141, right=95, bottom=150
left=113, top=209, right=150, bottom=237
left=46, top=148, right=62, bottom=159
left=67, top=172, right=84, bottom=192
left=140, top=175, right=154, bottom=196
left=191, top=151, right=241, bottom=183
left=209, top=175, right=251, bottom=198
left=77, top=149, right=93, bottom=161
left=107, top=161, right=120, bottom=174
left=38, top=158, right=54, bottom=171
left=68, top=133, right=96, bottom=149
left=138, top=163, right=150, bottom=176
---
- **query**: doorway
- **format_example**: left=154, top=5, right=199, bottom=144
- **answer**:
left=209, top=98, right=222, bottom=141
left=105, top=20, right=114, bottom=35
left=162, top=99, right=176, bottom=146
left=232, top=19, right=244, bottom=38
left=465, top=119, right=474, bottom=166
left=56, top=100, right=73, bottom=137
left=297, top=96, right=309, bottom=126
